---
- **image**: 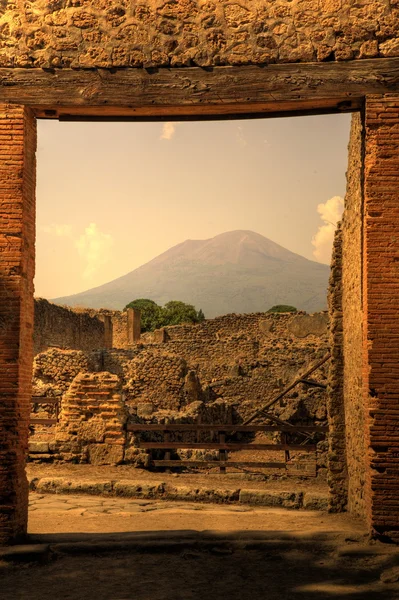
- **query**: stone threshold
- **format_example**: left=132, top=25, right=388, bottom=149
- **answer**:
left=29, top=476, right=328, bottom=511
left=1, top=530, right=382, bottom=564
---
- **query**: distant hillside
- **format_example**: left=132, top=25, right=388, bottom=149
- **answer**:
left=53, top=230, right=330, bottom=317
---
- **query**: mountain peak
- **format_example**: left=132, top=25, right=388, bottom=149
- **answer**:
left=53, top=230, right=329, bottom=316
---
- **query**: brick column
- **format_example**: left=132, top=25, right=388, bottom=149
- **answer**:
left=363, top=95, right=399, bottom=541
left=0, top=105, right=36, bottom=544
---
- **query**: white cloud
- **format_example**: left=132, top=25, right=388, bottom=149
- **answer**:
left=312, top=196, right=344, bottom=264
left=75, top=223, right=113, bottom=281
left=236, top=125, right=247, bottom=147
left=41, top=223, right=72, bottom=237
left=160, top=122, right=176, bottom=140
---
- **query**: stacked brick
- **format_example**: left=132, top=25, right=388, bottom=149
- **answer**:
left=55, top=372, right=127, bottom=465
left=0, top=105, right=35, bottom=544
left=363, top=96, right=399, bottom=541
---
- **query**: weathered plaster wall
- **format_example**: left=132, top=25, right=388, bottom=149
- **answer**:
left=0, top=1, right=398, bottom=69
left=33, top=298, right=105, bottom=355
left=0, top=105, right=36, bottom=544
left=342, top=113, right=367, bottom=518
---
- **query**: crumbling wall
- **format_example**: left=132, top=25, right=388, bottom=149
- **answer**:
left=124, top=351, right=188, bottom=412
left=55, top=372, right=126, bottom=465
left=327, top=223, right=347, bottom=511
left=34, top=298, right=105, bottom=354
left=138, top=312, right=329, bottom=423
left=79, top=308, right=129, bottom=349
left=32, top=349, right=95, bottom=396
left=1, top=1, right=398, bottom=69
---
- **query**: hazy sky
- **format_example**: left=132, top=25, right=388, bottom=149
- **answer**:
left=35, top=113, right=351, bottom=299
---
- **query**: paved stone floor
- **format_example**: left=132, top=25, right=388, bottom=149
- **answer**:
left=28, top=492, right=361, bottom=537
left=0, top=494, right=398, bottom=600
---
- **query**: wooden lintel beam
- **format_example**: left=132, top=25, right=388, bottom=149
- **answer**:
left=0, top=58, right=398, bottom=119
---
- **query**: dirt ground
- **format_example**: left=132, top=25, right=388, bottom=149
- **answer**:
left=2, top=467, right=394, bottom=599
left=27, top=492, right=360, bottom=537
left=1, top=493, right=398, bottom=600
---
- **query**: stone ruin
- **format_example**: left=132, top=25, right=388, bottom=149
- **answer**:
left=29, top=311, right=329, bottom=472
left=2, top=0, right=399, bottom=546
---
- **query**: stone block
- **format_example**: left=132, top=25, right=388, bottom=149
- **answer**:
left=259, top=320, right=273, bottom=335
left=239, top=490, right=303, bottom=509
left=166, top=485, right=239, bottom=503
left=288, top=313, right=329, bottom=338
left=88, top=443, right=124, bottom=465
left=78, top=419, right=107, bottom=443
left=114, top=481, right=165, bottom=498
left=137, top=403, right=154, bottom=417
left=303, top=492, right=329, bottom=511
left=28, top=441, right=49, bottom=454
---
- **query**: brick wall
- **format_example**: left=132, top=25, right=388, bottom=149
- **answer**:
left=0, top=105, right=36, bottom=544
left=362, top=96, right=399, bottom=541
left=55, top=372, right=126, bottom=465
left=0, top=1, right=398, bottom=69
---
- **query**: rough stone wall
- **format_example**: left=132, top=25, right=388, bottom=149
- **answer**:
left=55, top=372, right=126, bottom=465
left=363, top=96, right=399, bottom=541
left=124, top=350, right=188, bottom=412
left=327, top=223, right=347, bottom=511
left=32, top=349, right=95, bottom=396
left=1, top=1, right=398, bottom=69
left=139, top=313, right=329, bottom=424
left=66, top=312, right=328, bottom=425
left=341, top=113, right=367, bottom=518
left=34, top=299, right=105, bottom=355
left=0, top=105, right=36, bottom=545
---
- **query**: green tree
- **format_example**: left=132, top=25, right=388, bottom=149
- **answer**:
left=267, top=304, right=298, bottom=314
left=197, top=308, right=205, bottom=322
left=161, top=300, right=203, bottom=327
left=124, top=298, right=162, bottom=332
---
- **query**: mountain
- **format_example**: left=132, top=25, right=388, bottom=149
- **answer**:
left=52, top=230, right=330, bottom=317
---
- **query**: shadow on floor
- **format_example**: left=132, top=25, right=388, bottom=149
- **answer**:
left=2, top=529, right=399, bottom=600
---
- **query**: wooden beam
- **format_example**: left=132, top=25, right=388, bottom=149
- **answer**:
left=138, top=442, right=316, bottom=451
left=127, top=424, right=328, bottom=432
left=151, top=461, right=287, bottom=468
left=0, top=58, right=398, bottom=120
